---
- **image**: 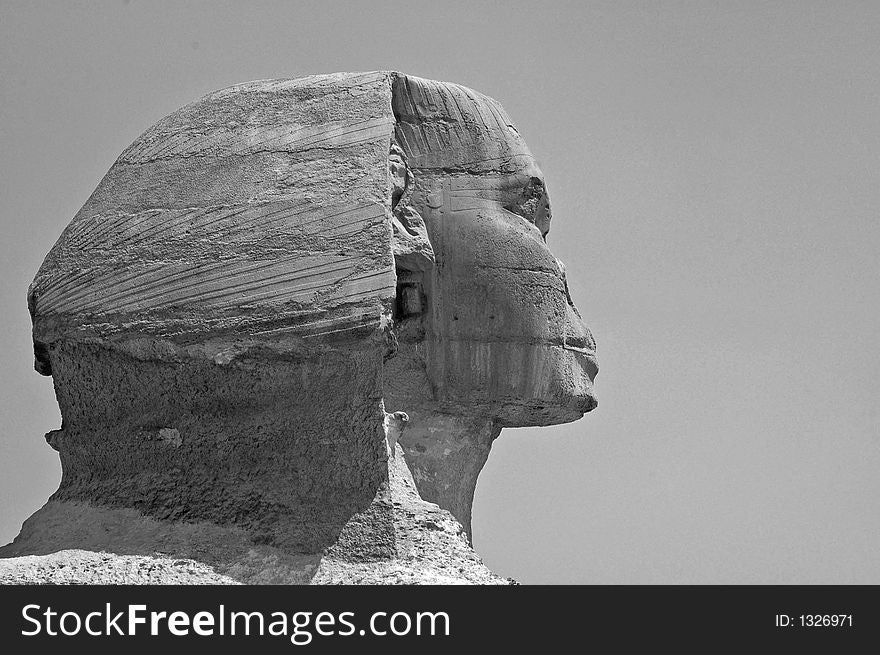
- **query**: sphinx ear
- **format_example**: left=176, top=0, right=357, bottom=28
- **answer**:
left=392, top=207, right=434, bottom=272
left=389, top=142, right=434, bottom=325
left=391, top=201, right=434, bottom=324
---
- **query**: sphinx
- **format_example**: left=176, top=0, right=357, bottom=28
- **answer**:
left=0, top=72, right=597, bottom=584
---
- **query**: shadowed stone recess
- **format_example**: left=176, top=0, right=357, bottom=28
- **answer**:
left=1, top=72, right=597, bottom=584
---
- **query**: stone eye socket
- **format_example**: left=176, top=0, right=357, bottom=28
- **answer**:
left=523, top=176, right=545, bottom=199
left=505, top=176, right=552, bottom=239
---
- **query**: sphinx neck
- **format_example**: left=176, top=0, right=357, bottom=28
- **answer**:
left=396, top=411, right=500, bottom=541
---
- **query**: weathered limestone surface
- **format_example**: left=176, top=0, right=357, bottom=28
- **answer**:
left=0, top=550, right=240, bottom=585
left=1, top=72, right=597, bottom=584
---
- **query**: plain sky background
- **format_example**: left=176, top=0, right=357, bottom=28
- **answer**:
left=1, top=1, right=878, bottom=584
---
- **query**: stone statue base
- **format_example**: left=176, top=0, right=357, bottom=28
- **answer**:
left=0, top=444, right=508, bottom=585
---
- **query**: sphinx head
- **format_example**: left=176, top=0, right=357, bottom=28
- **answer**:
left=26, top=72, right=597, bottom=550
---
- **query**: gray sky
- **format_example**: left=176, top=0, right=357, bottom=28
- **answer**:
left=1, top=0, right=878, bottom=584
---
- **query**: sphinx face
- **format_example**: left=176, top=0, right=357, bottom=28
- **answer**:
left=390, top=75, right=597, bottom=427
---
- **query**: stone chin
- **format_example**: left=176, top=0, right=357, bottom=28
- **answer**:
left=7, top=71, right=598, bottom=584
